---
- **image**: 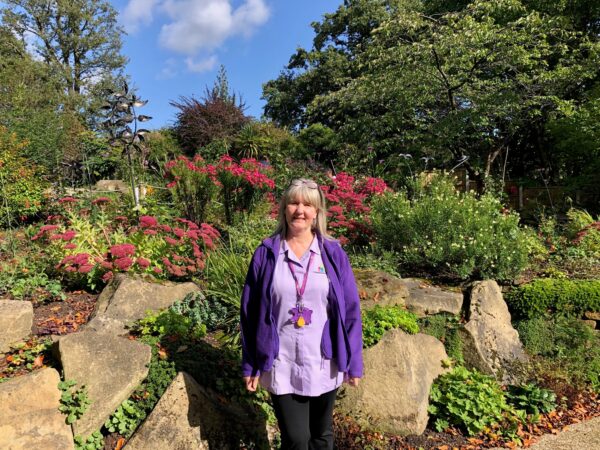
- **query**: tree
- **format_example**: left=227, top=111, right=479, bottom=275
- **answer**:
left=2, top=0, right=127, bottom=99
left=171, top=67, right=249, bottom=155
left=263, top=0, right=600, bottom=185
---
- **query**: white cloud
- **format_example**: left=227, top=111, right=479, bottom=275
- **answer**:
left=158, top=0, right=270, bottom=54
left=121, top=0, right=160, bottom=34
left=156, top=58, right=179, bottom=79
left=185, top=55, right=218, bottom=73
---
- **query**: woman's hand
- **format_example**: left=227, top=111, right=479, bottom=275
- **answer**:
left=243, top=376, right=259, bottom=392
left=346, top=377, right=360, bottom=387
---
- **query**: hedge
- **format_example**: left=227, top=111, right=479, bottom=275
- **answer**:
left=507, top=278, right=600, bottom=319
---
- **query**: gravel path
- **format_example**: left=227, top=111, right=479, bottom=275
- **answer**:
left=492, top=416, right=600, bottom=450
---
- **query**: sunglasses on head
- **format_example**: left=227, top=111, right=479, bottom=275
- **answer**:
left=291, top=179, right=318, bottom=189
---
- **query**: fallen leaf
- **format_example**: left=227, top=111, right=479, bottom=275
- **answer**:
left=32, top=354, right=44, bottom=368
left=176, top=345, right=188, bottom=353
left=114, top=437, right=126, bottom=450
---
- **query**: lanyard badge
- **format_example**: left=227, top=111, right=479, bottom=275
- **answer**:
left=288, top=252, right=314, bottom=328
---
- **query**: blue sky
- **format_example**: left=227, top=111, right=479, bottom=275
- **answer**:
left=111, top=0, right=342, bottom=129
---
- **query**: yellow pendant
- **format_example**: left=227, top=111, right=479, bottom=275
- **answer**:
left=297, top=316, right=305, bottom=327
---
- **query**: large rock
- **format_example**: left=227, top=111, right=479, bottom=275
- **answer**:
left=58, top=329, right=151, bottom=438
left=338, top=329, right=449, bottom=435
left=403, top=278, right=464, bottom=317
left=461, top=280, right=527, bottom=383
left=92, top=274, right=200, bottom=330
left=354, top=269, right=409, bottom=310
left=0, top=300, right=33, bottom=353
left=126, top=372, right=209, bottom=450
left=0, top=368, right=74, bottom=450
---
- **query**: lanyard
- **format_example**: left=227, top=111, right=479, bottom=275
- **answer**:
left=287, top=251, right=315, bottom=309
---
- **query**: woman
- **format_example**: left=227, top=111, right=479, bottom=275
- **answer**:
left=240, top=178, right=363, bottom=449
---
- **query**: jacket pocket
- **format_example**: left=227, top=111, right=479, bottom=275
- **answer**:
left=320, top=319, right=333, bottom=359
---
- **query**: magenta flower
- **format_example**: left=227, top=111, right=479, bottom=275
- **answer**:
left=110, top=243, right=136, bottom=258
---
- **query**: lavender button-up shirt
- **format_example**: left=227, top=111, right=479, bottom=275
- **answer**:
left=259, top=236, right=344, bottom=396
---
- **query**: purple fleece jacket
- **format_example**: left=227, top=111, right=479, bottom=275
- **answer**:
left=240, top=233, right=364, bottom=378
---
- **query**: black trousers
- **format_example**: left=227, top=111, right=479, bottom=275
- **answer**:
left=270, top=389, right=337, bottom=450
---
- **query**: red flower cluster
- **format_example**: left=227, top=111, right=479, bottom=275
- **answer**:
left=322, top=172, right=389, bottom=246
left=91, top=197, right=111, bottom=205
left=573, top=221, right=600, bottom=245
left=56, top=252, right=94, bottom=274
left=165, top=155, right=275, bottom=190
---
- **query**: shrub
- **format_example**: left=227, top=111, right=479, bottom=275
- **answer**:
left=428, top=366, right=513, bottom=435
left=507, top=278, right=600, bottom=319
left=131, top=308, right=206, bottom=341
left=31, top=197, right=220, bottom=290
left=58, top=380, right=91, bottom=425
left=165, top=155, right=275, bottom=226
left=505, top=383, right=556, bottom=419
left=362, top=306, right=419, bottom=348
left=0, top=126, right=48, bottom=226
left=104, top=399, right=144, bottom=437
left=169, top=292, right=228, bottom=333
left=515, top=316, right=600, bottom=391
left=371, top=174, right=528, bottom=280
left=322, top=172, right=389, bottom=246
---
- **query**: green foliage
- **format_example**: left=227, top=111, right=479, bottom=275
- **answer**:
left=231, top=121, right=301, bottom=166
left=9, top=272, right=64, bottom=301
left=505, top=383, right=556, bottom=419
left=4, top=338, right=52, bottom=374
left=418, top=314, right=464, bottom=364
left=203, top=239, right=253, bottom=348
left=507, top=279, right=600, bottom=319
left=132, top=308, right=206, bottom=341
left=371, top=174, right=528, bottom=280
left=104, top=399, right=144, bottom=437
left=58, top=380, right=91, bottom=425
left=130, top=349, right=177, bottom=418
left=170, top=292, right=228, bottom=333
left=428, top=366, right=513, bottom=435
left=0, top=127, right=48, bottom=227
left=515, top=316, right=600, bottom=391
left=362, top=306, right=419, bottom=348
left=74, top=431, right=104, bottom=450
left=347, top=247, right=400, bottom=277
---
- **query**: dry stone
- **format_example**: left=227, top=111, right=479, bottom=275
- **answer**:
left=0, top=368, right=74, bottom=450
left=461, top=280, right=527, bottom=383
left=584, top=311, right=600, bottom=321
left=354, top=269, right=409, bottom=310
left=92, top=274, right=200, bottom=331
left=58, top=328, right=151, bottom=438
left=338, top=329, right=449, bottom=435
left=125, top=372, right=209, bottom=450
left=0, top=299, right=33, bottom=353
left=403, top=278, right=464, bottom=317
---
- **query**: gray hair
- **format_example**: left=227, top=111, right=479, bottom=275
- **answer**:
left=273, top=178, right=334, bottom=240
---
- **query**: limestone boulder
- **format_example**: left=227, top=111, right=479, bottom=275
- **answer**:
left=58, top=328, right=151, bottom=437
left=584, top=311, right=600, bottom=321
left=337, top=329, right=449, bottom=435
left=354, top=269, right=409, bottom=310
left=0, top=368, right=74, bottom=450
left=461, top=280, right=528, bottom=383
left=93, top=274, right=200, bottom=330
left=126, top=372, right=209, bottom=450
left=94, top=179, right=129, bottom=193
left=403, top=278, right=464, bottom=317
left=127, top=371, right=273, bottom=450
left=0, top=300, right=33, bottom=353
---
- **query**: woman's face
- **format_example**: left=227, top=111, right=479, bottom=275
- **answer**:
left=285, top=195, right=317, bottom=236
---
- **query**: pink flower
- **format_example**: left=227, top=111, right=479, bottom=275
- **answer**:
left=58, top=196, right=77, bottom=203
left=113, top=257, right=134, bottom=271
left=173, top=227, right=185, bottom=238
left=102, top=271, right=114, bottom=282
left=110, top=243, right=136, bottom=258
left=143, top=229, right=157, bottom=235
left=64, top=243, right=77, bottom=250
left=164, top=237, right=179, bottom=246
left=153, top=267, right=163, bottom=274
left=139, top=215, right=158, bottom=228
left=78, top=264, right=94, bottom=273
left=136, top=257, right=150, bottom=268
left=61, top=230, right=77, bottom=241
left=92, top=197, right=111, bottom=205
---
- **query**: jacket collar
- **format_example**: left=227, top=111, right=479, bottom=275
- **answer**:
left=263, top=232, right=331, bottom=256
